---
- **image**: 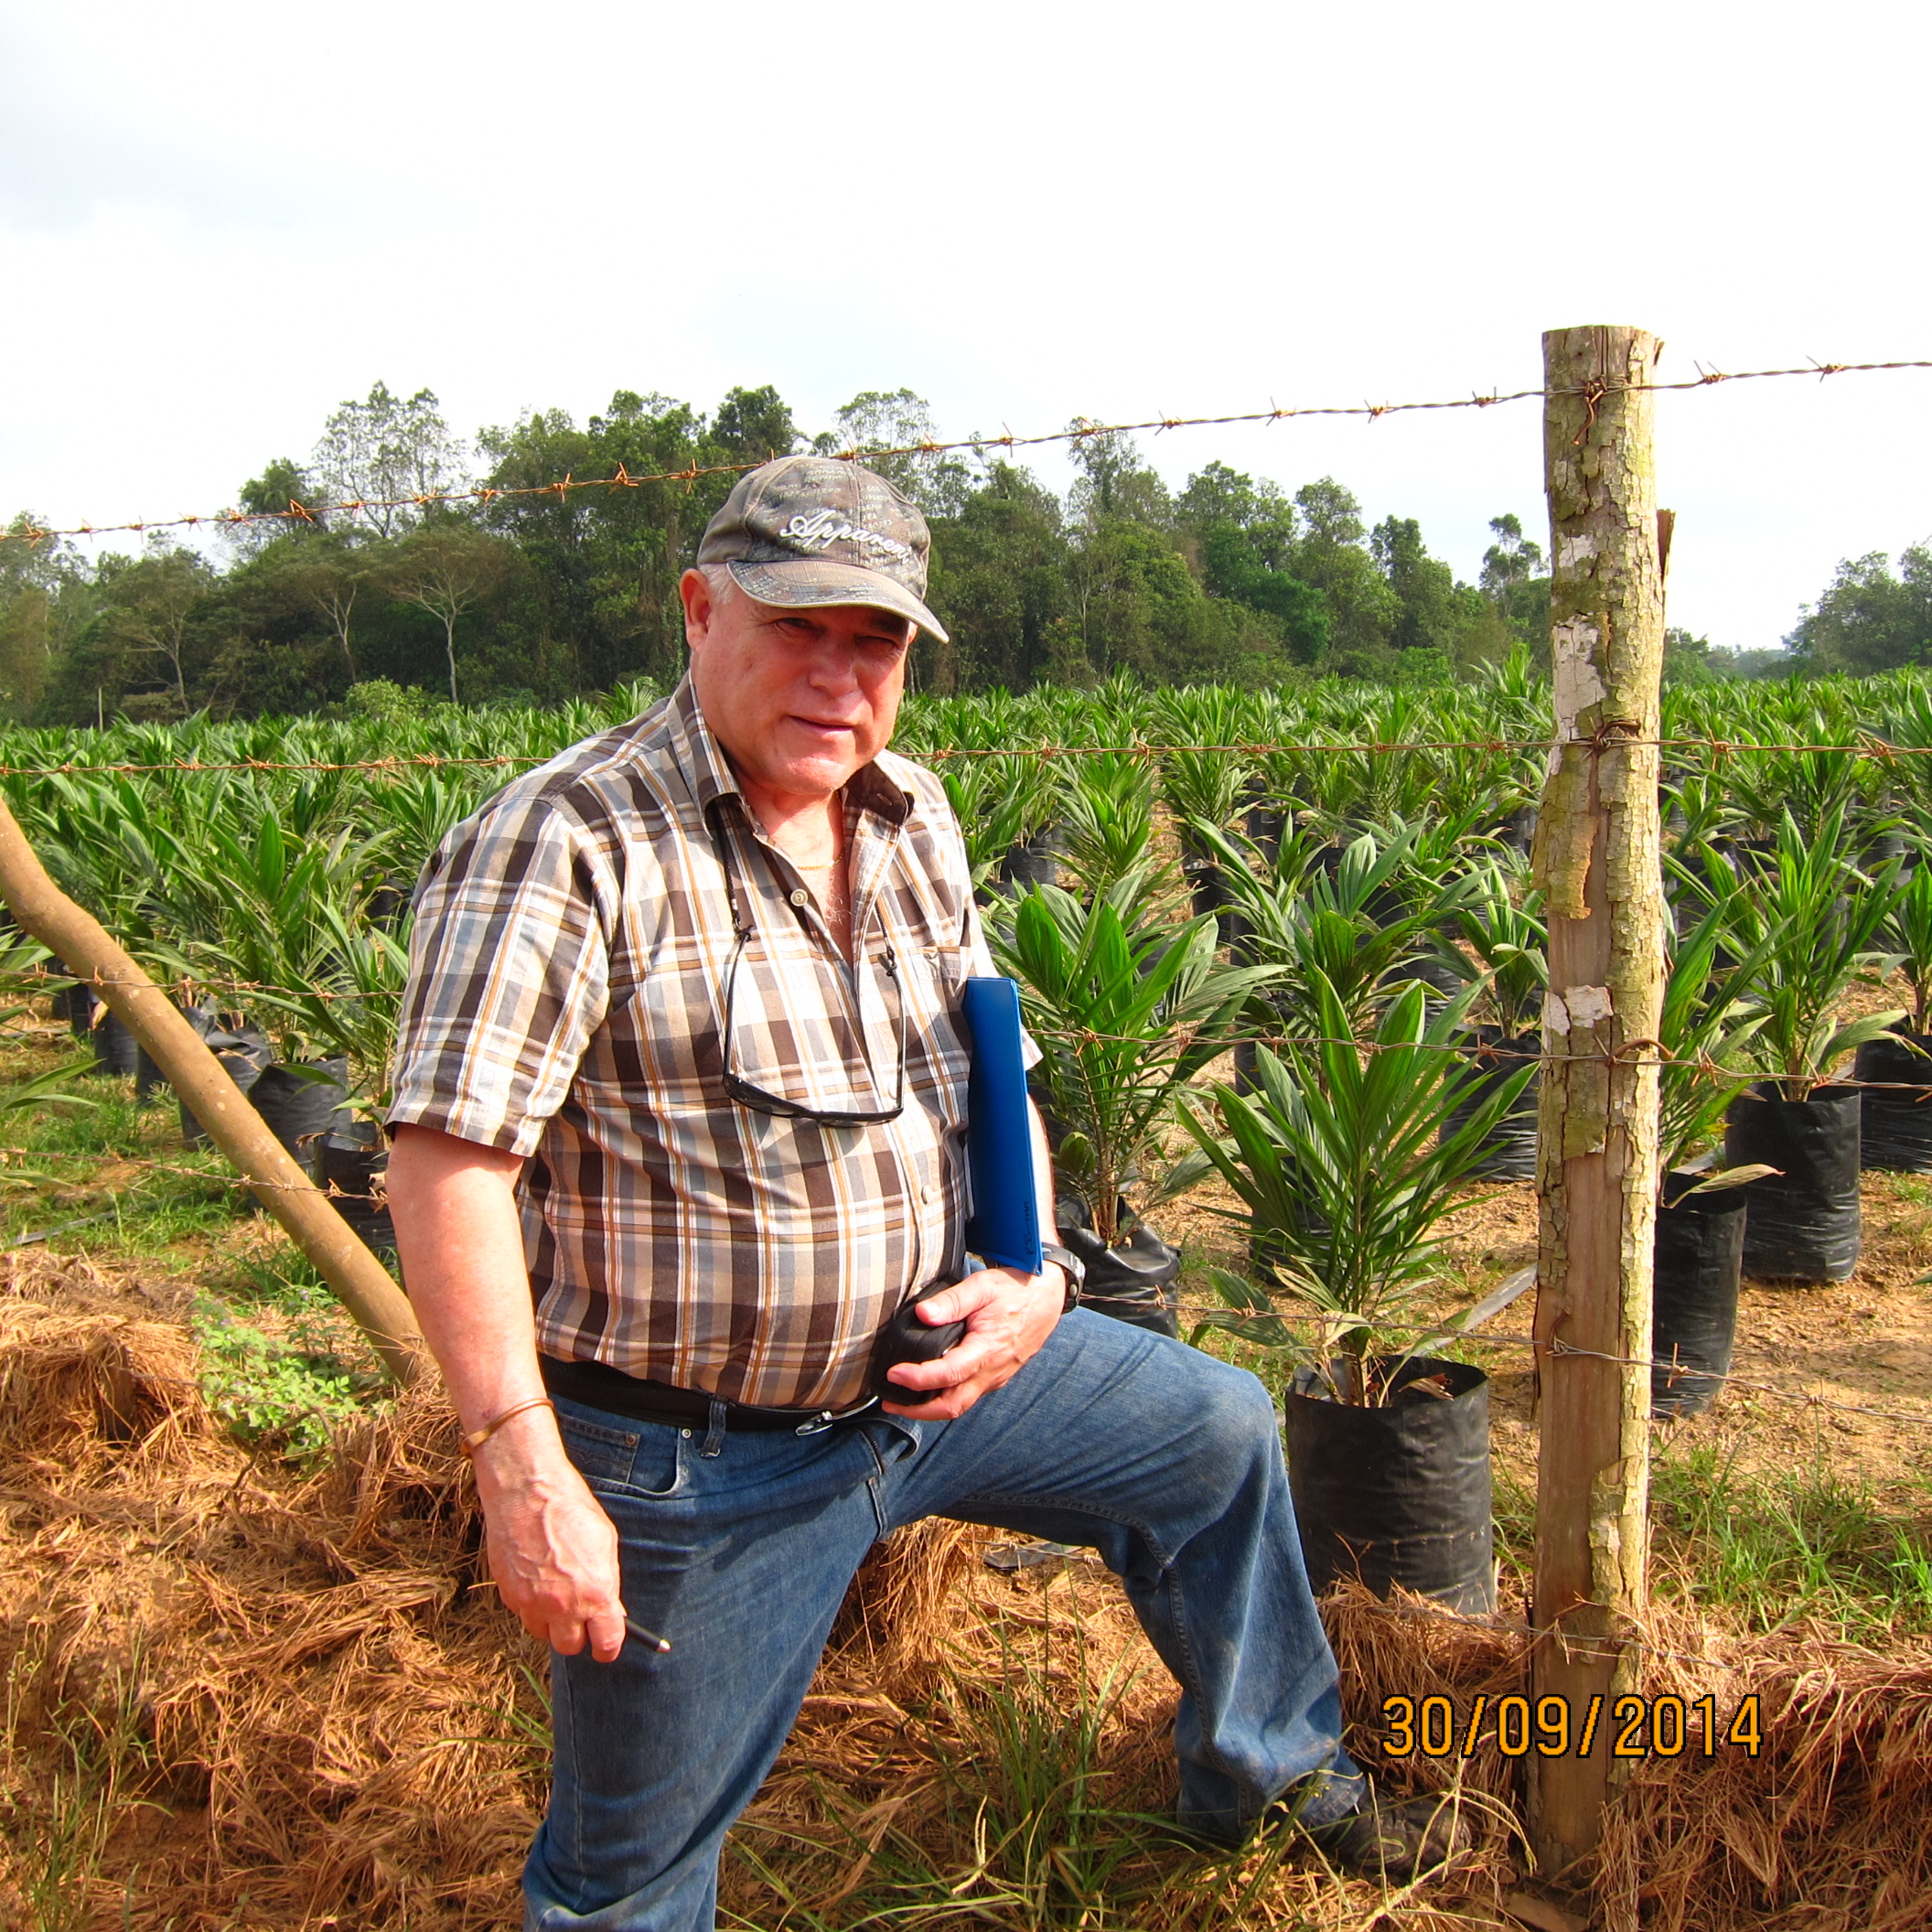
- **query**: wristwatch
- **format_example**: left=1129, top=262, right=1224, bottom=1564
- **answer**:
left=1038, top=1242, right=1087, bottom=1311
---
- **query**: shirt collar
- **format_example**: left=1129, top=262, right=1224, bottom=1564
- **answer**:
left=663, top=674, right=913, bottom=829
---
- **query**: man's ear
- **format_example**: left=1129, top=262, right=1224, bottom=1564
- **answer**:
left=678, top=569, right=714, bottom=653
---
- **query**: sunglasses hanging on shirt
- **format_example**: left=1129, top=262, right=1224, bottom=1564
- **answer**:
left=709, top=814, right=907, bottom=1127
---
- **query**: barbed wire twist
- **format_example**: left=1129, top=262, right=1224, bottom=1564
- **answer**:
left=10, top=1136, right=1927, bottom=1442
left=5, top=358, right=1928, bottom=549
left=10, top=732, right=1932, bottom=778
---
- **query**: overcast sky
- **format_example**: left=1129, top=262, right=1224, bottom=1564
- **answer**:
left=2, top=1, right=1926, bottom=654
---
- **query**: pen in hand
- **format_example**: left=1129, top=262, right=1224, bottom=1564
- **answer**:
left=626, top=1618, right=672, bottom=1654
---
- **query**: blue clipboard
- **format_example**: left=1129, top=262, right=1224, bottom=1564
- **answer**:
left=961, top=976, right=1043, bottom=1275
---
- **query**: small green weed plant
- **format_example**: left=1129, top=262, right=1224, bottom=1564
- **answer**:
left=192, top=1278, right=380, bottom=1462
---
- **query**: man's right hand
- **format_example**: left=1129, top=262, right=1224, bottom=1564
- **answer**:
left=468, top=1405, right=628, bottom=1662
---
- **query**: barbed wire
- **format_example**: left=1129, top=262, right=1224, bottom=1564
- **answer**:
left=27, top=975, right=1932, bottom=1091
left=1319, top=1588, right=1929, bottom=1680
left=5, top=357, right=1928, bottom=550
left=36, top=966, right=388, bottom=1003
left=2, top=1145, right=361, bottom=1197
left=9, top=733, right=1932, bottom=780
left=1325, top=1592, right=1744, bottom=1680
left=0, top=751, right=542, bottom=778
left=0, top=1230, right=1867, bottom=1680
left=1166, top=1299, right=1932, bottom=1430
left=9, top=1126, right=1927, bottom=1441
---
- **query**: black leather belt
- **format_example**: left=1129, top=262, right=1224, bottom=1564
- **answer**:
left=540, top=1355, right=879, bottom=1434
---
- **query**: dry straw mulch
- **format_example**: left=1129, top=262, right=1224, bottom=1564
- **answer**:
left=0, top=1251, right=1927, bottom=1930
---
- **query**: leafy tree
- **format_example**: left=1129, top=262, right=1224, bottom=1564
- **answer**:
left=1369, top=515, right=1487, bottom=665
left=708, top=384, right=801, bottom=467
left=924, top=464, right=1071, bottom=692
left=1664, top=627, right=1717, bottom=684
left=1066, top=424, right=1173, bottom=531
left=98, top=542, right=217, bottom=714
left=228, top=457, right=322, bottom=556
left=1287, top=478, right=1398, bottom=668
left=384, top=517, right=513, bottom=703
left=311, top=382, right=468, bottom=538
left=824, top=389, right=974, bottom=520
left=1479, top=512, right=1551, bottom=655
left=1196, top=523, right=1328, bottom=664
left=248, top=531, right=368, bottom=683
left=1479, top=513, right=1543, bottom=598
left=1066, top=521, right=1278, bottom=687
left=1176, top=463, right=1326, bottom=662
left=0, top=515, right=92, bottom=718
left=1787, top=545, right=1932, bottom=675
left=1177, top=462, right=1294, bottom=557
left=1294, top=477, right=1367, bottom=550
left=477, top=390, right=710, bottom=692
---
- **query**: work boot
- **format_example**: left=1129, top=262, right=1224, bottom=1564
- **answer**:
left=1298, top=1784, right=1469, bottom=1882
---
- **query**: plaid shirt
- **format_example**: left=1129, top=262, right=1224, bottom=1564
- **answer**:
left=389, top=678, right=1020, bottom=1410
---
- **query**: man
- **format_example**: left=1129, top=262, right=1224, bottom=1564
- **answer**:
left=387, top=456, right=1458, bottom=1932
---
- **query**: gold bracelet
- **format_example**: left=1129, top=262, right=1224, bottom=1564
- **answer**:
left=459, top=1395, right=555, bottom=1458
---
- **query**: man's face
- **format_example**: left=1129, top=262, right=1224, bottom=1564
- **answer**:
left=682, top=570, right=914, bottom=804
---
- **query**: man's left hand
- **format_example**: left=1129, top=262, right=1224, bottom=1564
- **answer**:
left=879, top=1264, right=1065, bottom=1419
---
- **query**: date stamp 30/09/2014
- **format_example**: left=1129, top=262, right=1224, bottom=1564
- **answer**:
left=1379, top=1693, right=1766, bottom=1762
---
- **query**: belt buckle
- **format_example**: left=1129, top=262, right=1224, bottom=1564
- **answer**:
left=795, top=1396, right=880, bottom=1435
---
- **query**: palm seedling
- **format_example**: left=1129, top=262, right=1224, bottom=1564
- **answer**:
left=1158, top=745, right=1253, bottom=832
left=1181, top=972, right=1535, bottom=1404
left=1841, top=843, right=1932, bottom=1174
left=267, top=901, right=412, bottom=1117
left=1653, top=900, right=1778, bottom=1195
left=1184, top=819, right=1447, bottom=1042
left=1679, top=803, right=1903, bottom=1099
left=150, top=810, right=392, bottom=1079
left=1055, top=753, right=1174, bottom=905
left=1662, top=768, right=1735, bottom=860
left=1424, top=857, right=1548, bottom=1039
left=1884, top=856, right=1932, bottom=1033
left=1683, top=802, right=1907, bottom=1283
left=991, top=875, right=1277, bottom=1245
left=939, top=755, right=1057, bottom=896
left=1157, top=733, right=1254, bottom=921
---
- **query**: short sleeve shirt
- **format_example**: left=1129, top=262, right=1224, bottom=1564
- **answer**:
left=388, top=678, right=1018, bottom=1411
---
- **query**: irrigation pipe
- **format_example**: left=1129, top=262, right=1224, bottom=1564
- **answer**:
left=0, top=799, right=426, bottom=1386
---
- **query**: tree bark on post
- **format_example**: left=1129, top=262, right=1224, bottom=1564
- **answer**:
left=0, top=799, right=428, bottom=1388
left=1527, top=325, right=1668, bottom=1879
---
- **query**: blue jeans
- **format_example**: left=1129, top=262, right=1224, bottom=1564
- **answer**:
left=524, top=1309, right=1361, bottom=1931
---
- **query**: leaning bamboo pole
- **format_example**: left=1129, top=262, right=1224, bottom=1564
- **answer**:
left=0, top=797, right=427, bottom=1387
left=1528, top=324, right=1669, bottom=1876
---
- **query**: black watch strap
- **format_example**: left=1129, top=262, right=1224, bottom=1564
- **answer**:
left=1039, top=1242, right=1086, bottom=1310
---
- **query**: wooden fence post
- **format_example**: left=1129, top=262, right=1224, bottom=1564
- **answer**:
left=1528, top=325, right=1668, bottom=1877
left=0, top=797, right=428, bottom=1388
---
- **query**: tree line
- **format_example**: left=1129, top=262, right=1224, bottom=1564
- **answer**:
left=1, top=376, right=1875, bottom=723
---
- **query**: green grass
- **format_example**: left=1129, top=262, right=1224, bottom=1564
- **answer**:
left=724, top=1617, right=1304, bottom=1932
left=1, top=1637, right=157, bottom=1932
left=1479, top=1418, right=1932, bottom=1640
left=0, top=1055, right=250, bottom=1255
left=1648, top=1435, right=1932, bottom=1638
left=0, top=1038, right=394, bottom=1463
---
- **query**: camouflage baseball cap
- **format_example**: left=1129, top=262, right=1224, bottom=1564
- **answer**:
left=697, top=456, right=949, bottom=643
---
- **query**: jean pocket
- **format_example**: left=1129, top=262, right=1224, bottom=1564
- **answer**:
left=556, top=1407, right=684, bottom=1497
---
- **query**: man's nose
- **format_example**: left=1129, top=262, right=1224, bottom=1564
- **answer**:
left=804, top=645, right=863, bottom=696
